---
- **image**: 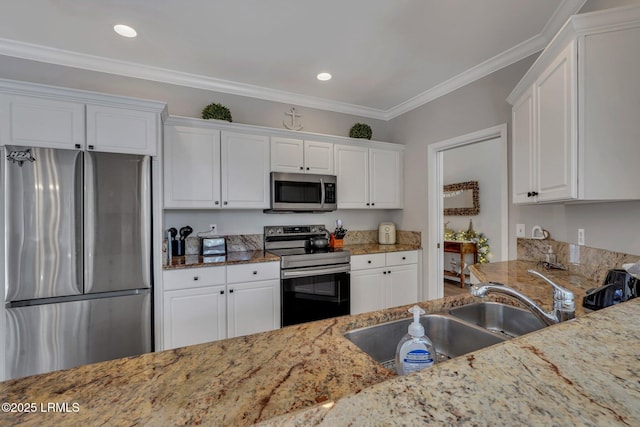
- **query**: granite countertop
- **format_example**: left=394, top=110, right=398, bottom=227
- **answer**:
left=163, top=244, right=422, bottom=269
left=3, top=260, right=638, bottom=426
left=342, top=243, right=421, bottom=255
left=164, top=250, right=280, bottom=270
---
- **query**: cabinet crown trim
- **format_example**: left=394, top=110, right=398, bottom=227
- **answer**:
left=507, top=4, right=640, bottom=104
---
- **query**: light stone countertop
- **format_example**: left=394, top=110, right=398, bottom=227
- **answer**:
left=3, top=260, right=638, bottom=426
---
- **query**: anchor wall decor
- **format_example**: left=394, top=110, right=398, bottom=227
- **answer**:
left=283, top=107, right=303, bottom=131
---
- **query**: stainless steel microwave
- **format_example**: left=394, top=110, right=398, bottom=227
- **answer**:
left=268, top=172, right=337, bottom=212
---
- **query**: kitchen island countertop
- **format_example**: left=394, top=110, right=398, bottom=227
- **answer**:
left=2, top=260, right=639, bottom=426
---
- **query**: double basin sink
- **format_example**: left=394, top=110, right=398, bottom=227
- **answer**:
left=344, top=302, right=546, bottom=371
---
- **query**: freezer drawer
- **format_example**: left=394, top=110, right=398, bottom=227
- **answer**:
left=5, top=292, right=151, bottom=380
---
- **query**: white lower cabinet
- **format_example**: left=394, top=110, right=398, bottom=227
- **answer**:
left=162, top=266, right=227, bottom=349
left=350, top=251, right=418, bottom=315
left=226, top=263, right=280, bottom=338
left=162, top=262, right=280, bottom=350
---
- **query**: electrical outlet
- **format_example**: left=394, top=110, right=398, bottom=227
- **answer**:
left=516, top=224, right=526, bottom=238
left=578, top=228, right=585, bottom=246
left=209, top=224, right=217, bottom=234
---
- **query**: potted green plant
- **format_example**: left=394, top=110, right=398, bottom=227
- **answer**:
left=349, top=123, right=372, bottom=140
left=201, top=102, right=233, bottom=122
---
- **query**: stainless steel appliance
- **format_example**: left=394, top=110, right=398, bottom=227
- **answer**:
left=3, top=146, right=152, bottom=379
left=264, top=225, right=350, bottom=326
left=268, top=172, right=337, bottom=212
left=201, top=237, right=226, bottom=256
left=582, top=268, right=640, bottom=310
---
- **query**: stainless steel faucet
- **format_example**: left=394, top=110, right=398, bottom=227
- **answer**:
left=470, top=269, right=575, bottom=326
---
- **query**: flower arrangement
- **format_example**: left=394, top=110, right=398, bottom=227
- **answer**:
left=444, top=229, right=491, bottom=264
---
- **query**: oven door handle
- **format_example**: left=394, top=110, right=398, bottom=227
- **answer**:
left=320, top=177, right=325, bottom=209
left=281, top=264, right=350, bottom=279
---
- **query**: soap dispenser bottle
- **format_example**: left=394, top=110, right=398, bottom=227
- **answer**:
left=395, top=305, right=436, bottom=375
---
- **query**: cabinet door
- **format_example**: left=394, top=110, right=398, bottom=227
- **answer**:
left=163, top=285, right=226, bottom=349
left=370, top=148, right=403, bottom=209
left=221, top=131, right=270, bottom=209
left=227, top=279, right=280, bottom=338
left=164, top=125, right=221, bottom=208
left=271, top=136, right=304, bottom=173
left=350, top=268, right=385, bottom=315
left=304, top=140, right=334, bottom=174
left=0, top=94, right=85, bottom=149
left=534, top=41, right=577, bottom=202
left=86, top=105, right=158, bottom=155
left=335, top=144, right=369, bottom=208
left=512, top=88, right=536, bottom=204
left=386, top=264, right=418, bottom=309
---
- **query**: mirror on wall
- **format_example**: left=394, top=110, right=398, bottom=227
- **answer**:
left=443, top=181, right=479, bottom=216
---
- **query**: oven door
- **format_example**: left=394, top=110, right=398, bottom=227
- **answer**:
left=281, top=264, right=350, bottom=326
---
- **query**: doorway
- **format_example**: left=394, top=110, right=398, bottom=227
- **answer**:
left=425, top=124, right=508, bottom=300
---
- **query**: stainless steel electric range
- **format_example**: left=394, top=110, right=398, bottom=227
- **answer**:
left=264, top=225, right=351, bottom=326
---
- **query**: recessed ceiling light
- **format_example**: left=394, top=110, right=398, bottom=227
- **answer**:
left=317, top=72, right=332, bottom=81
left=114, top=24, right=137, bottom=38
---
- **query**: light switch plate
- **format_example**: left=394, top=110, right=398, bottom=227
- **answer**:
left=516, top=224, right=525, bottom=238
left=578, top=228, right=585, bottom=246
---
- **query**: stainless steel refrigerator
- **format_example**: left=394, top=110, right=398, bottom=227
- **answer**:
left=3, top=146, right=152, bottom=380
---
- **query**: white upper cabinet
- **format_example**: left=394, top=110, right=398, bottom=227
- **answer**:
left=164, top=125, right=221, bottom=208
left=512, top=42, right=577, bottom=203
left=270, top=137, right=334, bottom=174
left=335, top=145, right=369, bottom=208
left=0, top=94, right=85, bottom=149
left=335, top=144, right=403, bottom=209
left=370, top=148, right=403, bottom=209
left=86, top=105, right=158, bottom=155
left=508, top=6, right=640, bottom=203
left=221, top=130, right=270, bottom=209
left=0, top=82, right=164, bottom=155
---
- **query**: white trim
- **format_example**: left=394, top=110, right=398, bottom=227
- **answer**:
left=426, top=124, right=508, bottom=300
left=0, top=0, right=587, bottom=121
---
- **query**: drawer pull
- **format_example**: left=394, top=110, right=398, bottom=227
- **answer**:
left=229, top=289, right=234, bottom=293
left=193, top=276, right=199, bottom=281
left=367, top=260, right=372, bottom=264
left=402, top=256, right=406, bottom=260
left=253, top=271, right=258, bottom=275
left=383, top=271, right=387, bottom=275
left=220, top=290, right=224, bottom=295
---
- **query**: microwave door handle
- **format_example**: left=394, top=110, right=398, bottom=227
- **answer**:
left=320, top=178, right=325, bottom=208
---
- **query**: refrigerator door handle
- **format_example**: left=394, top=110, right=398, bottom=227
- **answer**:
left=84, top=151, right=96, bottom=293
left=140, top=156, right=152, bottom=288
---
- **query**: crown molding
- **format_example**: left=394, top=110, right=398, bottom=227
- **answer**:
left=0, top=0, right=590, bottom=122
left=0, top=37, right=390, bottom=121
left=382, top=33, right=548, bottom=120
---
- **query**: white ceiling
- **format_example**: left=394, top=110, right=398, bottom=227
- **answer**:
left=0, top=0, right=587, bottom=120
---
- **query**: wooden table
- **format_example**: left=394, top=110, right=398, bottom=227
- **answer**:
left=443, top=240, right=477, bottom=287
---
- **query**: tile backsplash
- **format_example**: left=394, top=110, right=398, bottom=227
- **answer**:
left=517, top=238, right=639, bottom=283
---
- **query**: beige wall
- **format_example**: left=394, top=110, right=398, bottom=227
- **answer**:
left=388, top=56, right=536, bottom=263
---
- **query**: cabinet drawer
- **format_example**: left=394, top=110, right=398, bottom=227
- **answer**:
left=227, top=262, right=280, bottom=284
left=386, top=251, right=418, bottom=266
left=351, top=253, right=386, bottom=271
left=163, top=266, right=226, bottom=290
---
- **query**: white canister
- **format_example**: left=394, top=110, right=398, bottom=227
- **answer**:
left=378, top=222, right=397, bottom=245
